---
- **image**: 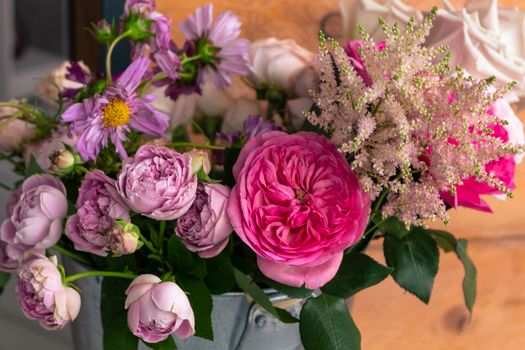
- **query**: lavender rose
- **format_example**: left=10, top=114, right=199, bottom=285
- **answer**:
left=1, top=175, right=67, bottom=256
left=125, top=274, right=195, bottom=343
left=66, top=170, right=130, bottom=256
left=16, top=254, right=81, bottom=330
left=117, top=145, right=198, bottom=220
left=176, top=183, right=233, bottom=258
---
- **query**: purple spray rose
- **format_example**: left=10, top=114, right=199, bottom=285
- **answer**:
left=176, top=183, right=233, bottom=258
left=125, top=274, right=195, bottom=343
left=66, top=170, right=130, bottom=256
left=0, top=175, right=67, bottom=268
left=117, top=144, right=198, bottom=220
left=16, top=254, right=81, bottom=330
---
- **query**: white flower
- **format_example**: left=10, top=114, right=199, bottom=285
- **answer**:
left=247, top=38, right=315, bottom=93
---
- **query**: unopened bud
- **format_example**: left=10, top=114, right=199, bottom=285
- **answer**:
left=49, top=149, right=76, bottom=176
left=187, top=149, right=211, bottom=175
left=108, top=220, right=143, bottom=257
left=90, top=19, right=116, bottom=44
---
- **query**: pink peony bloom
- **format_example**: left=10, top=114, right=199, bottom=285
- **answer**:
left=125, top=274, right=195, bottom=343
left=175, top=183, right=233, bottom=258
left=117, top=144, right=198, bottom=220
left=227, top=131, right=371, bottom=289
left=66, top=170, right=130, bottom=256
left=0, top=175, right=67, bottom=265
left=16, top=255, right=81, bottom=330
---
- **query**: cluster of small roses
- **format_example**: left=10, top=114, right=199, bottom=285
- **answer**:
left=0, top=143, right=233, bottom=341
left=308, top=10, right=525, bottom=225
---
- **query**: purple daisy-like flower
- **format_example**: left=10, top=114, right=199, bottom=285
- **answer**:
left=180, top=4, right=250, bottom=89
left=62, top=56, right=169, bottom=161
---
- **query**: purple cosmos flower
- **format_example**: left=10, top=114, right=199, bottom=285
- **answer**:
left=62, top=56, right=169, bottom=161
left=180, top=4, right=250, bottom=89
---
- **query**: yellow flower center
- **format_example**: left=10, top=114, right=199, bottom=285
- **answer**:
left=103, top=99, right=130, bottom=127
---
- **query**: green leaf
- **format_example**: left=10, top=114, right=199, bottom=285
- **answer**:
left=429, top=229, right=457, bottom=253
left=379, top=216, right=409, bottom=239
left=142, top=337, right=177, bottom=350
left=300, top=118, right=331, bottom=137
left=384, top=227, right=439, bottom=303
left=25, top=155, right=43, bottom=177
left=101, top=277, right=138, bottom=350
left=300, top=295, right=360, bottom=350
left=167, top=236, right=206, bottom=278
left=205, top=258, right=236, bottom=294
left=456, top=239, right=477, bottom=313
left=322, top=253, right=392, bottom=298
left=177, top=276, right=214, bottom=341
left=223, top=148, right=241, bottom=187
left=232, top=268, right=298, bottom=324
left=0, top=272, right=10, bottom=296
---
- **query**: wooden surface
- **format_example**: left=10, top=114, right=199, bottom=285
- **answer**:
left=157, top=0, right=525, bottom=349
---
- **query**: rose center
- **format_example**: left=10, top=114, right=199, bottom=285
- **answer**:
left=103, top=99, right=130, bottom=127
left=295, top=188, right=307, bottom=204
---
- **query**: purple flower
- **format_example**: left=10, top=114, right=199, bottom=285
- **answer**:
left=0, top=175, right=67, bottom=266
left=125, top=274, right=195, bottom=343
left=124, top=0, right=156, bottom=15
left=62, top=56, right=169, bottom=161
left=16, top=254, right=81, bottom=330
left=66, top=170, right=130, bottom=256
left=176, top=183, right=232, bottom=258
left=180, top=4, right=250, bottom=89
left=218, top=115, right=279, bottom=145
left=117, top=144, right=198, bottom=220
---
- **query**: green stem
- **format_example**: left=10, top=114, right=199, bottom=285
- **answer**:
left=52, top=245, right=92, bottom=266
left=167, top=142, right=225, bottom=150
left=137, top=231, right=158, bottom=254
left=181, top=55, right=200, bottom=65
left=105, top=30, right=132, bottom=84
left=65, top=270, right=137, bottom=283
left=0, top=182, right=11, bottom=191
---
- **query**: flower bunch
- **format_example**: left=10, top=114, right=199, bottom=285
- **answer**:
left=0, top=2, right=523, bottom=350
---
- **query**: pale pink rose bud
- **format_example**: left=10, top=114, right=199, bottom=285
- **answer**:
left=125, top=274, right=195, bottom=343
left=108, top=220, right=143, bottom=257
left=186, top=149, right=211, bottom=175
left=48, top=148, right=78, bottom=176
left=16, top=254, right=81, bottom=330
left=0, top=103, right=35, bottom=152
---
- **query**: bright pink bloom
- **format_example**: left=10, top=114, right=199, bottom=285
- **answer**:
left=344, top=40, right=385, bottom=87
left=227, top=131, right=371, bottom=289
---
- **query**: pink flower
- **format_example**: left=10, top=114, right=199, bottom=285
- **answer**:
left=16, top=254, right=81, bottom=330
left=117, top=144, right=198, bottom=220
left=176, top=183, right=233, bottom=258
left=66, top=170, right=130, bottom=256
left=125, top=274, right=195, bottom=343
left=0, top=175, right=67, bottom=263
left=0, top=104, right=35, bottom=152
left=227, top=131, right=371, bottom=289
left=344, top=40, right=385, bottom=87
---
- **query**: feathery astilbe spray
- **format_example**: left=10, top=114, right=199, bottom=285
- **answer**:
left=307, top=8, right=521, bottom=225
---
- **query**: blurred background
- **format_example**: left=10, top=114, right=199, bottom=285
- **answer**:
left=0, top=0, right=524, bottom=349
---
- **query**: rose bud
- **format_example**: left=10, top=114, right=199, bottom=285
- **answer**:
left=16, top=254, right=81, bottom=330
left=2, top=175, right=67, bottom=252
left=125, top=274, right=195, bottom=343
left=117, top=145, right=198, bottom=220
left=186, top=149, right=211, bottom=175
left=176, top=183, right=233, bottom=258
left=108, top=220, right=143, bottom=257
left=48, top=148, right=77, bottom=176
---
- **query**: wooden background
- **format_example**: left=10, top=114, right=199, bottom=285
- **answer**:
left=158, top=0, right=525, bottom=349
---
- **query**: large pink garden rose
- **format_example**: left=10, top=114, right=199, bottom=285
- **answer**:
left=227, top=131, right=371, bottom=289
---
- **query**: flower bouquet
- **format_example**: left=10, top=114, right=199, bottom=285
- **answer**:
left=0, top=1, right=523, bottom=349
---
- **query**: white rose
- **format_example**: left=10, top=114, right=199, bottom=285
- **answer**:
left=0, top=104, right=35, bottom=152
left=35, top=61, right=90, bottom=107
left=490, top=97, right=525, bottom=164
left=222, top=97, right=264, bottom=133
left=339, top=0, right=422, bottom=40
left=248, top=38, right=315, bottom=93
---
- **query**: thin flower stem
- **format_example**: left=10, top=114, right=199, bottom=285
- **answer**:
left=65, top=270, right=137, bottom=283
left=105, top=30, right=132, bottom=84
left=167, top=142, right=225, bottom=150
left=51, top=245, right=92, bottom=266
left=158, top=220, right=166, bottom=251
left=137, top=231, right=158, bottom=254
left=0, top=112, right=23, bottom=132
left=181, top=55, right=200, bottom=65
left=0, top=182, right=11, bottom=191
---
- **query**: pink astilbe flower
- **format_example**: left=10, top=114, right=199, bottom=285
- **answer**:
left=308, top=10, right=521, bottom=225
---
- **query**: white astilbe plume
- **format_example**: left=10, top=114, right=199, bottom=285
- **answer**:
left=307, top=8, right=521, bottom=226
